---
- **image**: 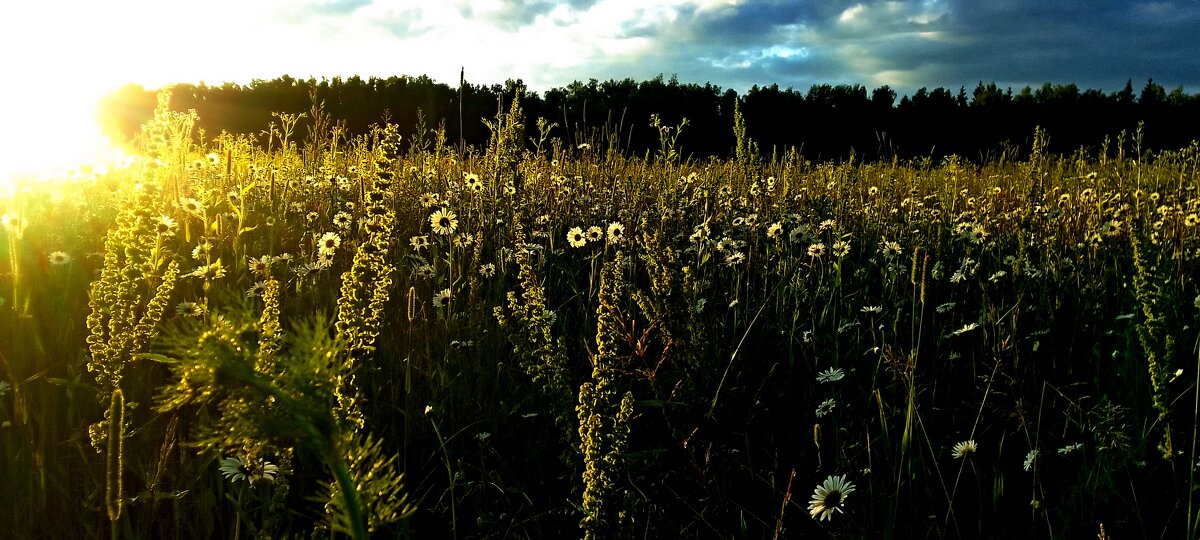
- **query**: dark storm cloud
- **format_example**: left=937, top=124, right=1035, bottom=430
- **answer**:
left=610, top=0, right=1200, bottom=95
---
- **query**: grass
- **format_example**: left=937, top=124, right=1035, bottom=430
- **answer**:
left=0, top=92, right=1198, bottom=538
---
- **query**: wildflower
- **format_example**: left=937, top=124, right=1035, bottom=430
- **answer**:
left=419, top=192, right=440, bottom=208
left=1023, top=449, right=1038, bottom=471
left=878, top=239, right=902, bottom=259
left=48, top=251, right=71, bottom=265
left=952, top=322, right=979, bottom=336
left=246, top=281, right=266, bottom=298
left=860, top=305, right=882, bottom=314
left=967, top=223, right=988, bottom=244
left=218, top=456, right=248, bottom=483
left=247, top=255, right=272, bottom=277
left=333, top=212, right=353, bottom=229
left=180, top=197, right=204, bottom=216
left=1057, top=443, right=1083, bottom=455
left=1185, top=213, right=1199, bottom=227
left=586, top=225, right=604, bottom=243
left=176, top=301, right=205, bottom=317
left=951, top=439, right=978, bottom=459
left=988, top=270, right=1006, bottom=282
left=192, top=241, right=213, bottom=261
left=415, top=264, right=435, bottom=279
left=430, top=208, right=458, bottom=236
left=567, top=226, right=587, bottom=248
left=832, top=240, right=851, bottom=257
left=815, top=398, right=836, bottom=417
left=433, top=288, right=451, bottom=309
left=808, top=474, right=856, bottom=521
left=463, top=172, right=483, bottom=192
left=606, top=221, right=625, bottom=244
left=410, top=235, right=429, bottom=251
left=479, top=263, right=496, bottom=278
left=453, top=233, right=475, bottom=248
left=716, top=237, right=736, bottom=252
left=306, top=211, right=320, bottom=223
left=816, top=367, right=845, bottom=383
left=1101, top=220, right=1122, bottom=237
left=807, top=243, right=826, bottom=258
left=767, top=222, right=784, bottom=239
left=819, top=219, right=836, bottom=232
left=1195, top=294, right=1200, bottom=309
left=724, top=251, right=745, bottom=266
left=156, top=215, right=178, bottom=237
left=188, top=261, right=227, bottom=280
left=317, top=232, right=341, bottom=255
left=744, top=214, right=759, bottom=229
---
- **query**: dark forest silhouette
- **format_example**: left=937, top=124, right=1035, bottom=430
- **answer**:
left=99, top=74, right=1200, bottom=161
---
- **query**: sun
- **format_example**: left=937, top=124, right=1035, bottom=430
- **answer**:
left=0, top=83, right=132, bottom=190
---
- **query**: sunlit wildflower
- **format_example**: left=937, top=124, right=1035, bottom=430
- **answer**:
left=430, top=208, right=459, bottom=236
left=188, top=261, right=227, bottom=280
left=819, top=219, right=836, bottom=232
left=815, top=398, right=836, bottom=417
left=879, top=240, right=903, bottom=259
left=952, top=322, right=979, bottom=336
left=415, top=264, right=435, bottom=279
left=157, top=215, right=178, bottom=237
left=832, top=240, right=851, bottom=257
left=479, top=263, right=496, bottom=278
left=716, top=237, right=736, bottom=252
left=463, top=172, right=483, bottom=192
left=176, top=301, right=205, bottom=317
left=180, top=197, right=204, bottom=216
left=333, top=212, right=353, bottom=229
left=951, top=439, right=978, bottom=459
left=567, top=226, right=587, bottom=248
left=1023, top=449, right=1038, bottom=471
left=317, top=232, right=341, bottom=255
left=1185, top=213, right=1199, bottom=227
left=807, top=243, right=826, bottom=258
left=433, top=288, right=451, bottom=309
left=724, top=251, right=745, bottom=266
left=419, top=192, right=440, bottom=208
left=586, top=225, right=604, bottom=243
left=306, top=211, right=320, bottom=223
left=808, top=474, right=856, bottom=521
left=767, top=222, right=784, bottom=239
left=48, top=251, right=71, bottom=265
left=191, top=241, right=213, bottom=261
left=410, top=235, right=429, bottom=251
left=607, top=222, right=625, bottom=244
left=1101, top=220, right=1122, bottom=237
left=860, top=305, right=882, bottom=314
left=816, top=367, right=845, bottom=383
left=247, top=255, right=272, bottom=277
left=453, top=233, right=475, bottom=248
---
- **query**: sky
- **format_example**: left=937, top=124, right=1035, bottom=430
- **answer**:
left=2, top=0, right=1199, bottom=180
left=3, top=0, right=1199, bottom=97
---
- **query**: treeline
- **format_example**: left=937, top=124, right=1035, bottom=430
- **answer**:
left=99, top=74, right=1200, bottom=160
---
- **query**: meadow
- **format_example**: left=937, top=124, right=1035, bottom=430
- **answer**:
left=1, top=93, right=1198, bottom=539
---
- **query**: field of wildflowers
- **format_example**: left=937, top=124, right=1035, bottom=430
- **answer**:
left=1, top=93, right=1198, bottom=538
